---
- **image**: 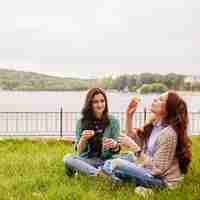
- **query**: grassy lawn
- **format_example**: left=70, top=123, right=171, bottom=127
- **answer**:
left=0, top=137, right=200, bottom=200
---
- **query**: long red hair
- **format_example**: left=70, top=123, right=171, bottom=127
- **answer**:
left=164, top=90, right=192, bottom=174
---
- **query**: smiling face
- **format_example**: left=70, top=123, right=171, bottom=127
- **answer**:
left=92, top=93, right=106, bottom=118
left=150, top=92, right=168, bottom=117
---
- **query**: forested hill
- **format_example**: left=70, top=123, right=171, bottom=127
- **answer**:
left=0, top=69, right=90, bottom=91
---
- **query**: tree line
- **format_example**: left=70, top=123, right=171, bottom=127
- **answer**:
left=0, top=69, right=199, bottom=93
left=100, top=73, right=200, bottom=93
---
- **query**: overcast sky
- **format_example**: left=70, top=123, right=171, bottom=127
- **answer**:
left=0, top=0, right=199, bottom=78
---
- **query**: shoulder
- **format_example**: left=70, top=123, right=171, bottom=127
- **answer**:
left=157, top=125, right=177, bottom=145
left=163, top=126, right=177, bottom=138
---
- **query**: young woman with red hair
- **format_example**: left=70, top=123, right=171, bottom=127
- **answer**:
left=100, top=90, right=192, bottom=189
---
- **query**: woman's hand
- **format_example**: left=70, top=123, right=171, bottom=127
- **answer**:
left=80, top=130, right=95, bottom=142
left=126, top=97, right=140, bottom=117
left=102, top=138, right=118, bottom=150
left=118, top=134, right=140, bottom=152
left=143, top=157, right=153, bottom=168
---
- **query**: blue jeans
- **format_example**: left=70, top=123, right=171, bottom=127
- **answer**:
left=102, top=158, right=166, bottom=188
left=63, top=152, right=136, bottom=176
left=63, top=154, right=104, bottom=176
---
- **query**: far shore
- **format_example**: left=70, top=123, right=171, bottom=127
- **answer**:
left=0, top=89, right=200, bottom=96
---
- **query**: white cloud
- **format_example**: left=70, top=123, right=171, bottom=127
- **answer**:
left=0, top=0, right=199, bottom=77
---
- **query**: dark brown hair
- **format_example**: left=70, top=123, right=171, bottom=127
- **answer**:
left=138, top=90, right=192, bottom=174
left=81, top=88, right=110, bottom=130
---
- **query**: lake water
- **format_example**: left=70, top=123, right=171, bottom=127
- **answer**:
left=0, top=91, right=199, bottom=112
left=0, top=91, right=199, bottom=135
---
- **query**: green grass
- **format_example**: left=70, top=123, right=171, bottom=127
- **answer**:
left=0, top=137, right=200, bottom=200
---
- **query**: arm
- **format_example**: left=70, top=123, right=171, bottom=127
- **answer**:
left=75, top=120, right=88, bottom=155
left=77, top=138, right=88, bottom=155
left=111, top=118, right=121, bottom=153
left=101, top=117, right=120, bottom=158
left=126, top=113, right=144, bottom=148
left=127, top=113, right=135, bottom=135
left=139, top=127, right=177, bottom=176
left=151, top=129, right=177, bottom=176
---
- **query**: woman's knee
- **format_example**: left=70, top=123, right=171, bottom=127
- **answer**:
left=102, top=158, right=128, bottom=173
left=111, top=158, right=130, bottom=169
left=63, top=154, right=77, bottom=165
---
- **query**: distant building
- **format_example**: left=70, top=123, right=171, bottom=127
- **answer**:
left=184, top=75, right=200, bottom=83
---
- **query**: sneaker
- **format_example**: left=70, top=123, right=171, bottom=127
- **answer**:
left=64, top=166, right=76, bottom=177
